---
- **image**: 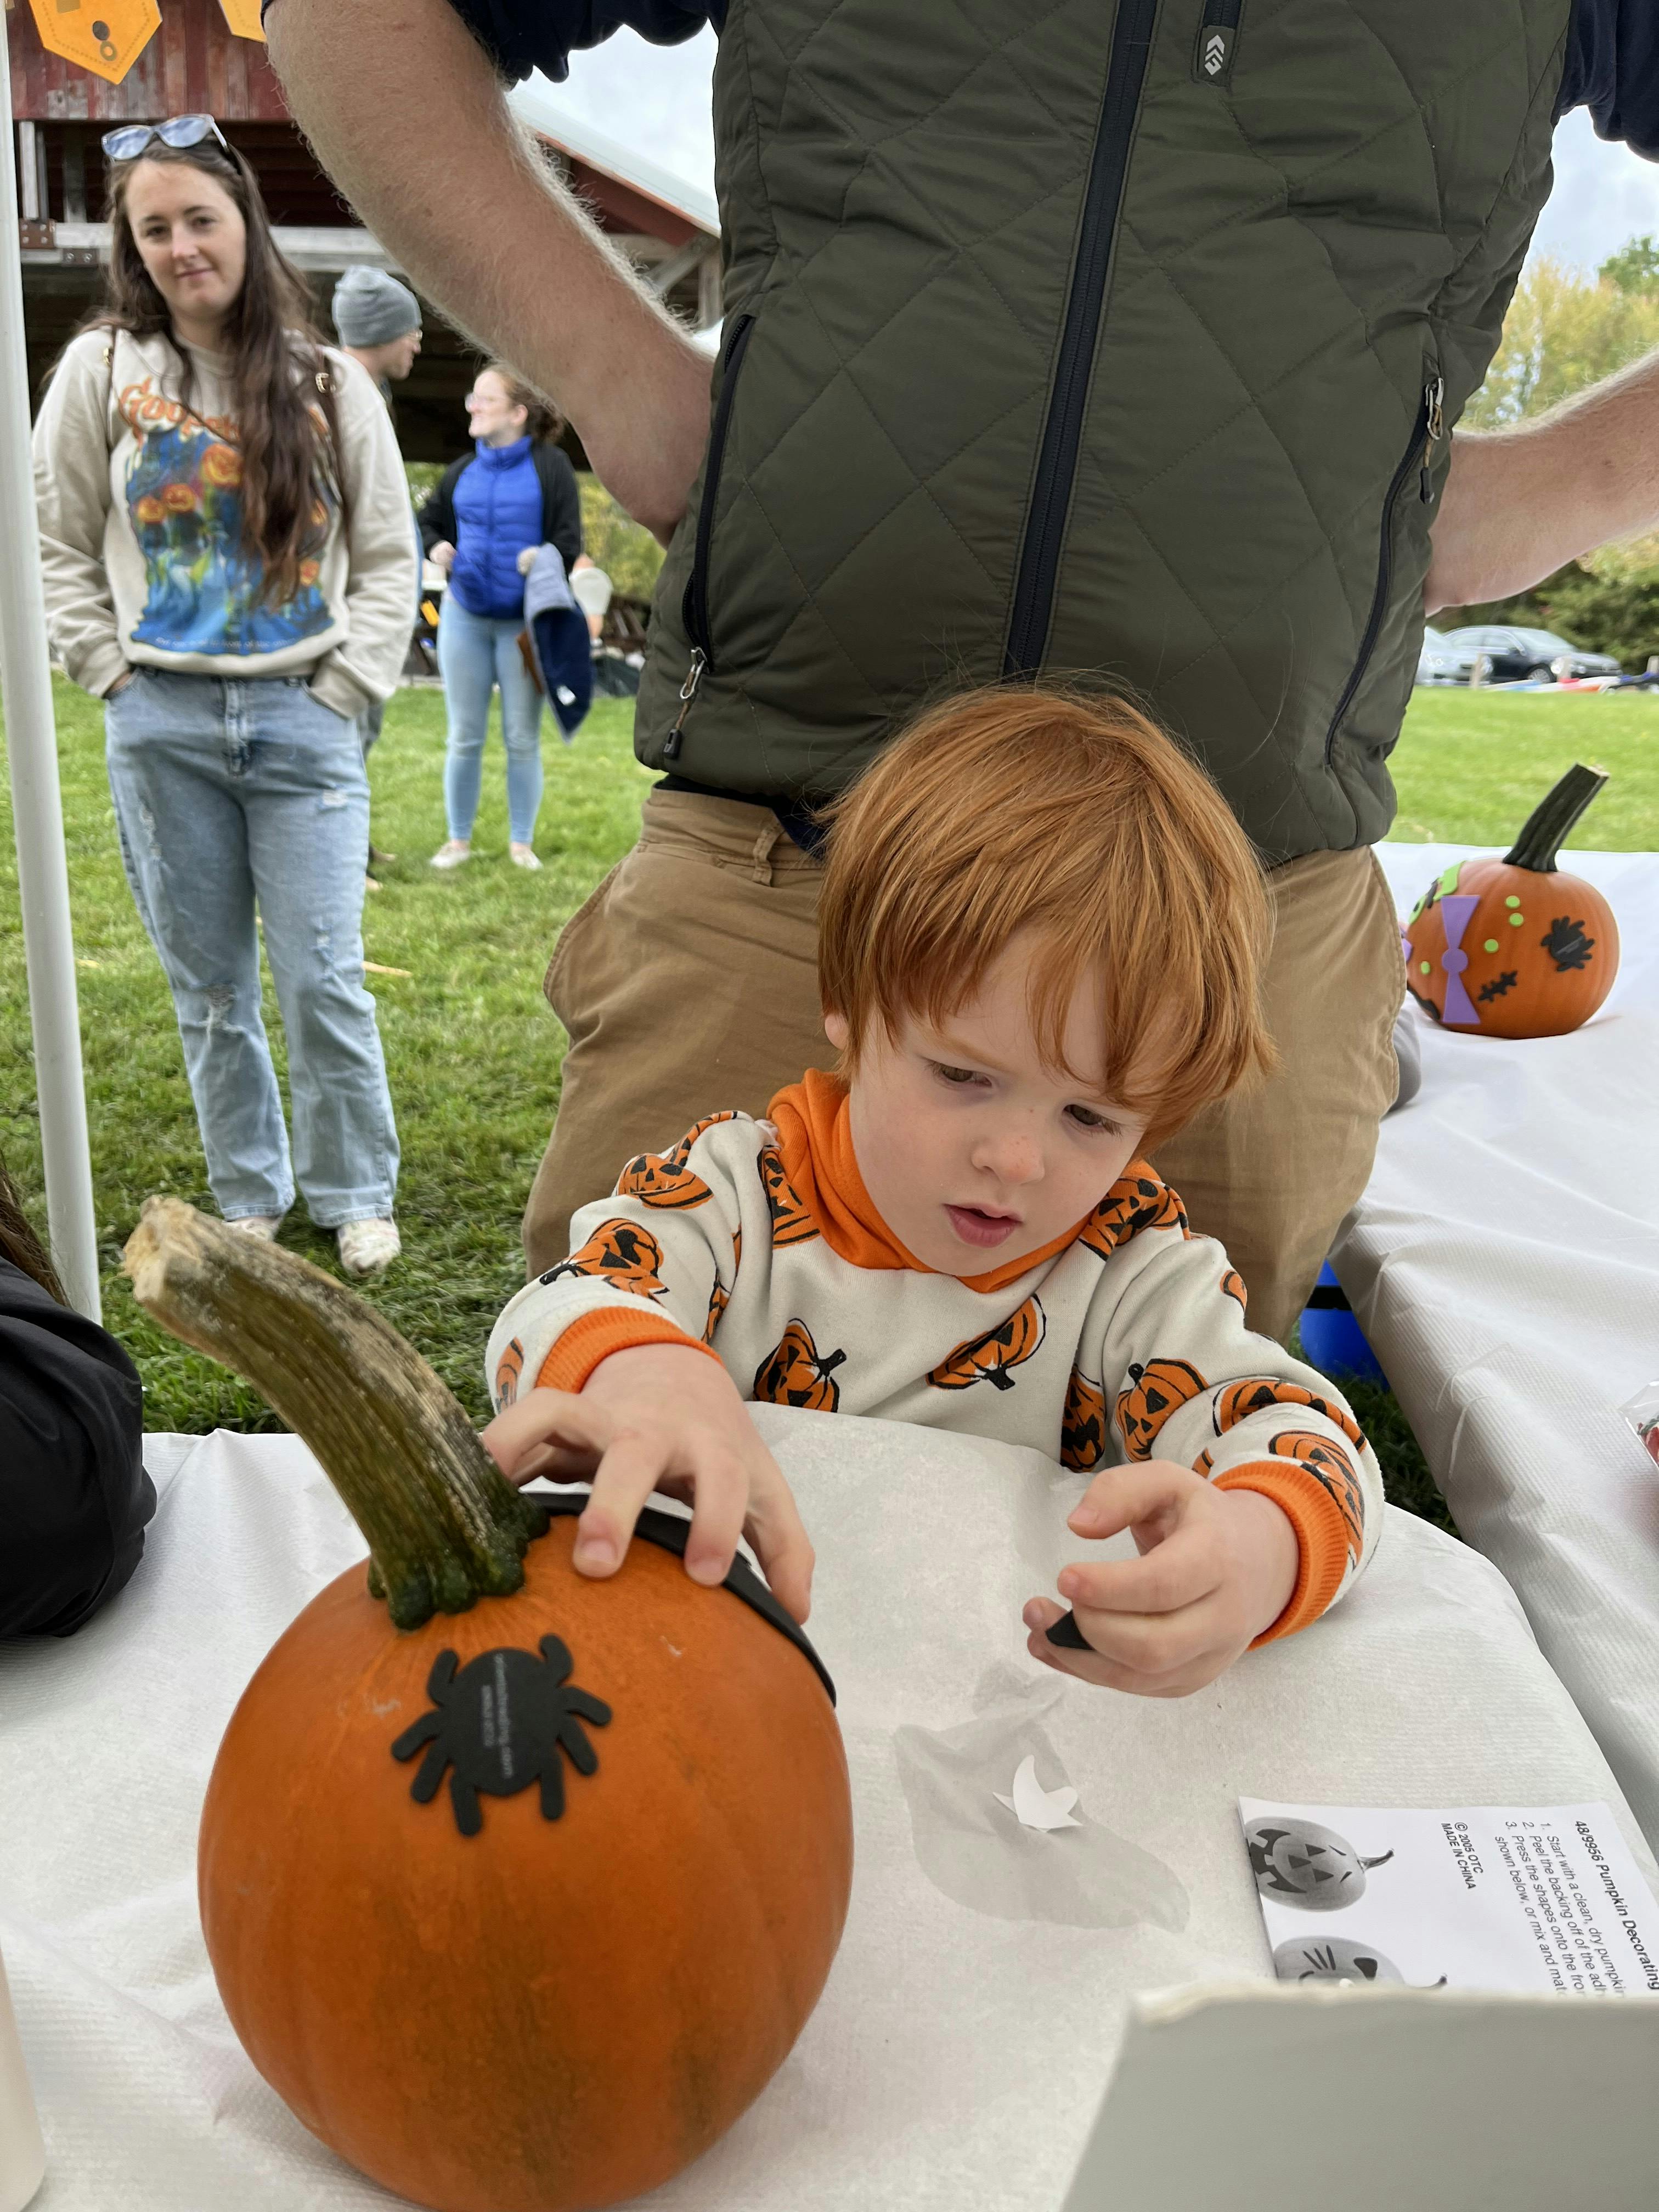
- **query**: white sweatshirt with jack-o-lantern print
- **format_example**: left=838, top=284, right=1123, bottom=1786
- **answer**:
left=487, top=1071, right=1384, bottom=1645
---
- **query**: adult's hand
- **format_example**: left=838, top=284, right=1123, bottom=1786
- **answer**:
left=427, top=539, right=456, bottom=574
left=265, top=0, right=713, bottom=541
left=1426, top=348, right=1659, bottom=612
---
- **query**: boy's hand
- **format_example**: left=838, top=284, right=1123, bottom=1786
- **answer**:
left=1021, top=1462, right=1299, bottom=1697
left=481, top=1344, right=815, bottom=1623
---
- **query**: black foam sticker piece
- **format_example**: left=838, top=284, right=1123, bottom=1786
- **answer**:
left=390, top=1633, right=612, bottom=1836
left=530, top=1489, right=837, bottom=1706
left=1045, top=1608, right=1091, bottom=1651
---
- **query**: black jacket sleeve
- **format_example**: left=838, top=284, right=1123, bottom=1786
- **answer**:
left=0, top=1258, right=154, bottom=1639
left=445, top=1, right=720, bottom=85
left=1559, top=0, right=1659, bottom=159
left=417, top=456, right=468, bottom=557
left=535, top=444, right=585, bottom=572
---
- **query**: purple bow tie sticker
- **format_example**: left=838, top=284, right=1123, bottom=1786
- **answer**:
left=1437, top=894, right=1481, bottom=1026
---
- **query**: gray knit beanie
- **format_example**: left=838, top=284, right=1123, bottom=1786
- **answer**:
left=331, top=266, right=421, bottom=348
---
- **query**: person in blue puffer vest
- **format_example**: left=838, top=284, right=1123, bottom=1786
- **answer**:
left=419, top=362, right=582, bottom=871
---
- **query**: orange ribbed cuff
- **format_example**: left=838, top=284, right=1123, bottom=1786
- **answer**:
left=1213, top=1460, right=1357, bottom=1646
left=534, top=1307, right=724, bottom=1395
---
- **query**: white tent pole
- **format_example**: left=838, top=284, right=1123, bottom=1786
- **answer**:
left=0, top=44, right=101, bottom=1322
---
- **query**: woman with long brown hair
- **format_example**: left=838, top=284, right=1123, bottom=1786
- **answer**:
left=33, top=119, right=416, bottom=1276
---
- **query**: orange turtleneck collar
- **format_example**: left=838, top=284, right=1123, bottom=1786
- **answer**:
left=765, top=1068, right=1089, bottom=1295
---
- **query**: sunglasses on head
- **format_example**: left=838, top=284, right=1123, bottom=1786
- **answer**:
left=101, top=115, right=229, bottom=164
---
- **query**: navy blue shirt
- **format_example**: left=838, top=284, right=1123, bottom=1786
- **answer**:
left=449, top=0, right=1659, bottom=156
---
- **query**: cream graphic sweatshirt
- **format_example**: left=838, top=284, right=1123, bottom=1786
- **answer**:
left=488, top=1073, right=1384, bottom=1646
left=33, top=326, right=417, bottom=716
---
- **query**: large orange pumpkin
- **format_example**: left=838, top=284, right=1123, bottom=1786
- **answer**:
left=1403, top=763, right=1619, bottom=1038
left=124, top=1200, right=853, bottom=2212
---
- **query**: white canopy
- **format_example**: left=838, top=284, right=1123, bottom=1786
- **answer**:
left=1, top=47, right=100, bottom=1321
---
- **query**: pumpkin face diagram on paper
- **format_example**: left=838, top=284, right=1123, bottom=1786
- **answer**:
left=1273, top=1936, right=1405, bottom=1985
left=391, top=1636, right=612, bottom=1836
left=1245, top=1815, right=1395, bottom=1911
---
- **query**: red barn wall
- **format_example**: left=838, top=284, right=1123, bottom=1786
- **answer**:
left=9, top=0, right=291, bottom=124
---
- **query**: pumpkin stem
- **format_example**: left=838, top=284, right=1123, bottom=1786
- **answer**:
left=123, top=1197, right=546, bottom=1628
left=1359, top=1852, right=1396, bottom=1871
left=1502, top=763, right=1609, bottom=872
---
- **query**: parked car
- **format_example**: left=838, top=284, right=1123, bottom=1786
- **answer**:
left=1442, top=625, right=1622, bottom=684
left=1416, top=625, right=1479, bottom=685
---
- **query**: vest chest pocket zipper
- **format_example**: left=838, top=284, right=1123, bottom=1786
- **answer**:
left=1323, top=367, right=1444, bottom=766
left=666, top=311, right=757, bottom=760
left=1194, top=0, right=1243, bottom=87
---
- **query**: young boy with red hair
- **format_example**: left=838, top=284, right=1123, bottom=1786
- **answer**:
left=484, top=688, right=1383, bottom=1696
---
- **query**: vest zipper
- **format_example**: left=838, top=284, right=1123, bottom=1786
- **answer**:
left=666, top=310, right=757, bottom=760
left=1323, top=368, right=1444, bottom=764
left=1003, top=0, right=1159, bottom=679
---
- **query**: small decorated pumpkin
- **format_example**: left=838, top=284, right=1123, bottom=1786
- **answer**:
left=1244, top=1815, right=1394, bottom=1912
left=125, top=1200, right=853, bottom=2212
left=1403, top=763, right=1619, bottom=1038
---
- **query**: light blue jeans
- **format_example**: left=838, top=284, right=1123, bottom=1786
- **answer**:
left=436, top=596, right=545, bottom=844
left=104, top=669, right=399, bottom=1226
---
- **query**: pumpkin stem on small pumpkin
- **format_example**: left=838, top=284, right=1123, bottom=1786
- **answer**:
left=123, top=1197, right=546, bottom=1628
left=1503, top=763, right=1609, bottom=872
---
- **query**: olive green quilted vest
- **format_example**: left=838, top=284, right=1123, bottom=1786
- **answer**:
left=636, top=0, right=1571, bottom=862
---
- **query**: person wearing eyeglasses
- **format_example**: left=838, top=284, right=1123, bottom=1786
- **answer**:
left=31, top=117, right=419, bottom=1279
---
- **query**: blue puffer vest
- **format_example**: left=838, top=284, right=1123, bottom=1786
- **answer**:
left=448, top=437, right=543, bottom=620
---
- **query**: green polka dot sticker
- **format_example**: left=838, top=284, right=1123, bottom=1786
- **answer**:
left=1484, top=939, right=1500, bottom=953
left=1420, top=960, right=1431, bottom=975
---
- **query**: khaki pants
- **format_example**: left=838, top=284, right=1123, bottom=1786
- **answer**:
left=523, top=790, right=1404, bottom=1344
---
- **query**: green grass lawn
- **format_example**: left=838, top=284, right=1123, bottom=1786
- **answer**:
left=4, top=676, right=1653, bottom=1522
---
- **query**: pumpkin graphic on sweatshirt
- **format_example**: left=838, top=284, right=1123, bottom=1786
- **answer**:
left=1060, top=1369, right=1109, bottom=1470
left=493, top=1336, right=525, bottom=1409
left=541, top=1220, right=669, bottom=1302
left=758, top=1146, right=820, bottom=1246
left=753, top=1320, right=846, bottom=1412
left=1115, top=1357, right=1207, bottom=1459
left=1213, top=1376, right=1365, bottom=1451
left=927, top=1297, right=1046, bottom=1393
left=1266, top=1429, right=1366, bottom=1558
left=1080, top=1170, right=1189, bottom=1260
left=614, top=1111, right=736, bottom=1210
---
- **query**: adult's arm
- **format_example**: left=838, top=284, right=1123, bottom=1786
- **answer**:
left=1425, top=350, right=1659, bottom=612
left=32, top=329, right=128, bottom=699
left=416, top=461, right=462, bottom=557
left=543, top=447, right=585, bottom=573
left=313, top=350, right=424, bottom=715
left=264, top=0, right=713, bottom=541
left=0, top=1259, right=154, bottom=1639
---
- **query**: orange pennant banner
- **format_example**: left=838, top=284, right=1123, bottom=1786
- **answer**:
left=26, top=0, right=162, bottom=86
left=217, top=0, right=267, bottom=40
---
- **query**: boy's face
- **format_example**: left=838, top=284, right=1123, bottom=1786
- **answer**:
left=825, top=934, right=1154, bottom=1276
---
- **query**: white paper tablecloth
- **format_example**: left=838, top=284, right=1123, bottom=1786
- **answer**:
left=2, top=1412, right=1654, bottom=2211
left=1338, top=845, right=1659, bottom=1850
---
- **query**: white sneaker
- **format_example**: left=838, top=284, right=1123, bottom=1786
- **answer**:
left=226, top=1214, right=284, bottom=1240
left=428, top=841, right=471, bottom=871
left=337, top=1217, right=401, bottom=1276
left=510, top=843, right=542, bottom=871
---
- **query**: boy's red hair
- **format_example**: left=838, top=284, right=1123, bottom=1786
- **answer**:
left=816, top=686, right=1274, bottom=1147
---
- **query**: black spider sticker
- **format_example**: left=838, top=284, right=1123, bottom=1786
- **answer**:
left=1477, top=969, right=1517, bottom=1003
left=390, top=1637, right=612, bottom=1836
left=1541, top=916, right=1594, bottom=972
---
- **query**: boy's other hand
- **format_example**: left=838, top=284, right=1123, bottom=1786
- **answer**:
left=480, top=1346, right=815, bottom=1624
left=1021, top=1462, right=1299, bottom=1697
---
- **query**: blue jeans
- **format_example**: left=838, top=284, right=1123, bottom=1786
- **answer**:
left=105, top=669, right=399, bottom=1226
left=436, top=597, right=545, bottom=844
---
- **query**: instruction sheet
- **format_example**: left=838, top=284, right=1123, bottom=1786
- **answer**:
left=1239, top=1798, right=1659, bottom=1996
